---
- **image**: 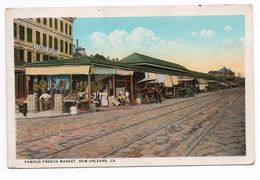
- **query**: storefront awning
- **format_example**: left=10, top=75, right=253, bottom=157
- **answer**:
left=137, top=78, right=157, bottom=83
left=196, top=78, right=208, bottom=84
left=26, top=65, right=90, bottom=75
left=92, top=66, right=116, bottom=74
left=178, top=76, right=194, bottom=82
left=116, top=69, right=133, bottom=76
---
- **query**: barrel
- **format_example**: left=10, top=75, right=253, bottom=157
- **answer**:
left=136, top=98, right=142, bottom=105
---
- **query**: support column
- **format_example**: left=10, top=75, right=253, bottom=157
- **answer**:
left=88, top=74, right=91, bottom=99
left=70, top=74, right=73, bottom=93
left=112, top=75, right=115, bottom=96
left=130, top=75, right=133, bottom=101
left=25, top=75, right=30, bottom=97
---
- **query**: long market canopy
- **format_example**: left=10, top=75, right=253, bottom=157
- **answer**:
left=25, top=53, right=219, bottom=84
left=26, top=65, right=90, bottom=75
left=25, top=57, right=91, bottom=75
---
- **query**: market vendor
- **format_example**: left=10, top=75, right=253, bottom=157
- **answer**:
left=39, top=91, right=51, bottom=111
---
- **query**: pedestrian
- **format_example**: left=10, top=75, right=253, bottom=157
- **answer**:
left=100, top=89, right=108, bottom=107
left=125, top=89, right=130, bottom=105
left=39, top=91, right=51, bottom=110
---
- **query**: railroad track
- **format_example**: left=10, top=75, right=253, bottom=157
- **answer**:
left=101, top=88, right=244, bottom=158
left=184, top=88, right=245, bottom=157
left=34, top=88, right=242, bottom=159
left=17, top=89, right=228, bottom=146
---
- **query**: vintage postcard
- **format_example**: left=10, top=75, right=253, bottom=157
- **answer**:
left=6, top=5, right=254, bottom=168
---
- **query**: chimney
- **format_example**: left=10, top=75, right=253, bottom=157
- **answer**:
left=76, top=39, right=79, bottom=48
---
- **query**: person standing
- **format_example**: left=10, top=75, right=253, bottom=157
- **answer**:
left=100, top=89, right=108, bottom=107
left=39, top=92, right=51, bottom=110
left=125, top=89, right=130, bottom=105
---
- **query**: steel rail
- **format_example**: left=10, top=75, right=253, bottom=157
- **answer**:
left=17, top=89, right=228, bottom=146
left=101, top=88, right=243, bottom=158
left=184, top=89, right=244, bottom=157
left=38, top=88, right=241, bottom=159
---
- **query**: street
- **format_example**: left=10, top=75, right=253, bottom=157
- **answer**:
left=16, top=88, right=245, bottom=159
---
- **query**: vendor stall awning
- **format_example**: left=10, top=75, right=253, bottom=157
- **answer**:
left=178, top=76, right=194, bottom=82
left=92, top=66, right=116, bottom=74
left=171, top=76, right=178, bottom=85
left=196, top=78, right=208, bottom=84
left=26, top=65, right=90, bottom=75
left=116, top=69, right=133, bottom=76
left=137, top=78, right=157, bottom=83
left=145, top=72, right=157, bottom=79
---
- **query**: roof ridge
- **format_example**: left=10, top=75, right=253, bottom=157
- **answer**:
left=134, top=52, right=149, bottom=63
left=82, top=56, right=92, bottom=63
left=134, top=52, right=188, bottom=70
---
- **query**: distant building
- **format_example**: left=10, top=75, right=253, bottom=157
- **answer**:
left=14, top=17, right=75, bottom=99
left=208, top=66, right=235, bottom=80
left=73, top=39, right=86, bottom=56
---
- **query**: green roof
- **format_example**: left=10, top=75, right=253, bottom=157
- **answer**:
left=26, top=56, right=91, bottom=67
left=121, top=53, right=189, bottom=72
left=189, top=71, right=219, bottom=80
left=91, top=54, right=143, bottom=71
left=25, top=54, right=218, bottom=80
left=26, top=55, right=143, bottom=72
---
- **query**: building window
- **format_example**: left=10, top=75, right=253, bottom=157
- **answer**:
left=49, top=56, right=54, bottom=60
left=43, top=54, right=48, bottom=61
left=43, top=18, right=47, bottom=25
left=36, top=31, right=41, bottom=45
left=19, top=49, right=24, bottom=65
left=54, top=38, right=58, bottom=50
left=14, top=23, right=17, bottom=39
left=43, top=33, right=47, bottom=47
left=60, top=20, right=63, bottom=32
left=69, top=25, right=72, bottom=36
left=19, top=25, right=25, bottom=41
left=27, top=28, right=32, bottom=42
left=27, top=51, right=32, bottom=63
left=69, top=43, right=72, bottom=55
left=36, top=53, right=41, bottom=61
left=65, top=41, right=68, bottom=54
left=49, top=18, right=53, bottom=28
left=36, top=18, right=41, bottom=23
left=60, top=39, right=63, bottom=52
left=54, top=18, right=58, bottom=30
left=49, top=36, right=53, bottom=48
left=14, top=48, right=18, bottom=65
left=65, top=23, right=68, bottom=34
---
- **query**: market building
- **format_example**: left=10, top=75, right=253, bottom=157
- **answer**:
left=14, top=17, right=75, bottom=100
left=24, top=52, right=220, bottom=114
left=208, top=66, right=235, bottom=80
left=120, top=53, right=218, bottom=97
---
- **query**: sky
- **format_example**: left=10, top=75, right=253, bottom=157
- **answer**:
left=73, top=15, right=245, bottom=76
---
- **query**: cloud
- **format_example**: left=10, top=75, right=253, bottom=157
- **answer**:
left=127, top=26, right=160, bottom=45
left=222, top=38, right=233, bottom=45
left=90, top=32, right=107, bottom=44
left=238, top=37, right=244, bottom=43
left=224, top=26, right=233, bottom=32
left=88, top=26, right=183, bottom=58
left=191, top=30, right=215, bottom=38
left=108, top=30, right=128, bottom=45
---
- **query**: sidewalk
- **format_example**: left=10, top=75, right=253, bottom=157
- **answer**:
left=15, top=110, right=70, bottom=120
left=15, top=105, right=132, bottom=120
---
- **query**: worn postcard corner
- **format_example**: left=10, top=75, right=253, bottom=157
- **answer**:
left=6, top=5, right=254, bottom=168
